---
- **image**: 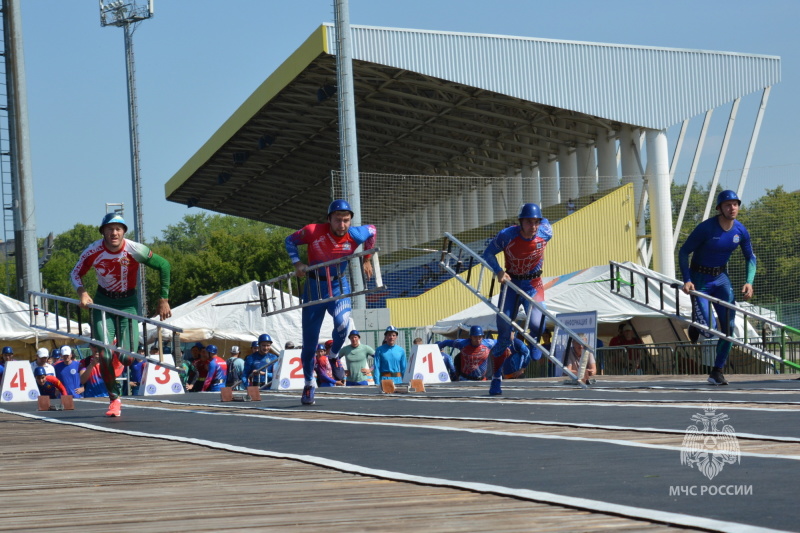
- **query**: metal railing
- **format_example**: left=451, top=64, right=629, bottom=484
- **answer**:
left=609, top=261, right=800, bottom=372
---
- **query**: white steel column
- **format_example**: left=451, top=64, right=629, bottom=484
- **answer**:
left=737, top=87, right=771, bottom=198
left=645, top=129, right=675, bottom=278
left=576, top=124, right=597, bottom=197
left=558, top=144, right=578, bottom=203
left=451, top=193, right=465, bottom=235
left=703, top=98, right=740, bottom=220
left=596, top=129, right=618, bottom=191
left=539, top=155, right=559, bottom=207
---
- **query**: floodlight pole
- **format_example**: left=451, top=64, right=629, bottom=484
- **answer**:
left=100, top=1, right=152, bottom=315
left=333, top=0, right=366, bottom=310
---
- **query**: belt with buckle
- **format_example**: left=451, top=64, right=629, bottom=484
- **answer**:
left=510, top=269, right=542, bottom=281
left=690, top=263, right=726, bottom=277
left=98, top=287, right=137, bottom=299
left=307, top=271, right=342, bottom=282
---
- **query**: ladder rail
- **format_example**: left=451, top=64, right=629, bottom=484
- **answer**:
left=236, top=247, right=386, bottom=317
left=608, top=262, right=800, bottom=371
left=28, top=291, right=185, bottom=373
left=440, top=232, right=592, bottom=388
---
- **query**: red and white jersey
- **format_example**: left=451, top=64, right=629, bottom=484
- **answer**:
left=71, top=238, right=154, bottom=292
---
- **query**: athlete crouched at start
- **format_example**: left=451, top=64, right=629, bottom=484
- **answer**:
left=35, top=366, right=67, bottom=399
left=437, top=325, right=495, bottom=382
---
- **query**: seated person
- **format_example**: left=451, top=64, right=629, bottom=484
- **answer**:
left=437, top=325, right=495, bottom=381
left=564, top=334, right=597, bottom=384
left=314, top=344, right=341, bottom=387
left=609, top=323, right=644, bottom=375
left=34, top=366, right=67, bottom=399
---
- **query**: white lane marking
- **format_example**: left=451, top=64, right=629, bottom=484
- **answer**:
left=0, top=407, right=784, bottom=533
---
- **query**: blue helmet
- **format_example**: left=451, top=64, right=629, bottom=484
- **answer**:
left=316, top=343, right=326, bottom=352
left=518, top=203, right=542, bottom=220
left=716, top=190, right=741, bottom=209
left=2, top=346, right=12, bottom=355
left=384, top=325, right=399, bottom=334
left=99, top=212, right=128, bottom=233
left=206, top=344, right=218, bottom=355
left=327, top=199, right=354, bottom=217
left=469, top=325, right=484, bottom=337
left=51, top=348, right=61, bottom=358
left=258, top=333, right=272, bottom=344
left=348, top=330, right=361, bottom=338
left=251, top=341, right=258, bottom=348
left=33, top=366, right=47, bottom=378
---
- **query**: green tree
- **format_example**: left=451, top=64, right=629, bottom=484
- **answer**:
left=733, top=186, right=800, bottom=305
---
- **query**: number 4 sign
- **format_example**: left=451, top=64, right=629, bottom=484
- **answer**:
left=139, top=353, right=185, bottom=396
left=0, top=361, right=40, bottom=402
left=270, top=349, right=305, bottom=390
left=402, top=344, right=451, bottom=384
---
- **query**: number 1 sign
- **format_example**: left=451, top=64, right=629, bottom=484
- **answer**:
left=402, top=344, right=451, bottom=384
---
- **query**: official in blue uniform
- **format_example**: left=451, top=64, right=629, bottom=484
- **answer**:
left=373, top=326, right=407, bottom=386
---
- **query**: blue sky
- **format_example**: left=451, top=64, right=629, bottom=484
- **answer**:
left=19, top=0, right=800, bottom=240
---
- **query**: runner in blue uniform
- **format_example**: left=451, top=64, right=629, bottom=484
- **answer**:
left=679, top=190, right=756, bottom=386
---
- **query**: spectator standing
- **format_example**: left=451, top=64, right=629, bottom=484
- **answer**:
left=54, top=346, right=83, bottom=398
left=201, top=345, right=227, bottom=392
left=31, top=348, right=56, bottom=377
left=243, top=334, right=278, bottom=388
left=338, top=330, right=374, bottom=386
left=225, top=346, right=246, bottom=390
left=373, top=326, right=407, bottom=387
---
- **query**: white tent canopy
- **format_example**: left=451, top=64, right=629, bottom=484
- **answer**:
left=149, top=281, right=335, bottom=349
left=0, top=293, right=87, bottom=356
left=432, top=262, right=754, bottom=342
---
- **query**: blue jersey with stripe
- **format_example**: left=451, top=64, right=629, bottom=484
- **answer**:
left=679, top=216, right=756, bottom=283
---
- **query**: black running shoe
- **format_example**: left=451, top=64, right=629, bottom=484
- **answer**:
left=708, top=368, right=728, bottom=386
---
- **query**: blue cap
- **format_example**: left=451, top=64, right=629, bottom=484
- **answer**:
left=348, top=330, right=361, bottom=338
left=385, top=325, right=399, bottom=334
left=193, top=342, right=204, bottom=349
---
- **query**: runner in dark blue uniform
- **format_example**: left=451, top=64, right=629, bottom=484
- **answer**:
left=679, top=190, right=757, bottom=386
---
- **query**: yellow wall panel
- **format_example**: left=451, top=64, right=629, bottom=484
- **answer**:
left=387, top=185, right=638, bottom=328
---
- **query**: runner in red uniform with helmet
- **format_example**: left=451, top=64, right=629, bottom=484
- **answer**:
left=71, top=213, right=172, bottom=417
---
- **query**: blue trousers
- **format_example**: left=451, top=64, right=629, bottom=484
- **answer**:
left=299, top=277, right=352, bottom=382
left=691, top=272, right=735, bottom=369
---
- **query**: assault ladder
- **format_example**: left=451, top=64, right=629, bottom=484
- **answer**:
left=439, top=233, right=592, bottom=388
left=28, top=291, right=185, bottom=373
left=252, top=248, right=386, bottom=317
left=608, top=261, right=800, bottom=372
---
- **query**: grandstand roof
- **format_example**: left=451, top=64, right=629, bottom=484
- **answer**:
left=165, top=24, right=780, bottom=229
